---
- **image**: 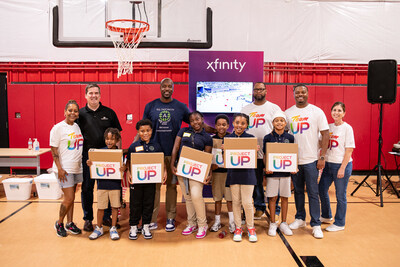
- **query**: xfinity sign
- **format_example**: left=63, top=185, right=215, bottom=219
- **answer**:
left=206, top=58, right=246, bottom=73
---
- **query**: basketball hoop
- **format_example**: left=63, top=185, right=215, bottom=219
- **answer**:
left=106, top=19, right=150, bottom=78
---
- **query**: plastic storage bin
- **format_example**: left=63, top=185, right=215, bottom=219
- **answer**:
left=2, top=178, right=33, bottom=200
left=34, top=173, right=63, bottom=199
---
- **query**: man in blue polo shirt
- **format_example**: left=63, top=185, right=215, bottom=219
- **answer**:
left=78, top=83, right=122, bottom=232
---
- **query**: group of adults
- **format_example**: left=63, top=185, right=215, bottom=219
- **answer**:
left=54, top=78, right=354, bottom=239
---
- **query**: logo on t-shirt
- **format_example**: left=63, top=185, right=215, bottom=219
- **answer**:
left=329, top=132, right=339, bottom=150
left=159, top=110, right=171, bottom=123
left=290, top=115, right=310, bottom=134
left=67, top=132, right=83, bottom=150
left=248, top=112, right=265, bottom=128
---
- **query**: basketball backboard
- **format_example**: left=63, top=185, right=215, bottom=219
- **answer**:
left=53, top=0, right=212, bottom=48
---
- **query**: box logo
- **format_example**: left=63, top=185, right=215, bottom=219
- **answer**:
left=90, top=162, right=121, bottom=180
left=131, top=164, right=162, bottom=184
left=225, top=149, right=256, bottom=169
left=267, top=153, right=297, bottom=173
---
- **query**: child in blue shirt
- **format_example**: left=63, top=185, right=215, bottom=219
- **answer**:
left=263, top=111, right=297, bottom=237
left=87, top=128, right=124, bottom=241
left=126, top=119, right=167, bottom=240
left=225, top=113, right=258, bottom=243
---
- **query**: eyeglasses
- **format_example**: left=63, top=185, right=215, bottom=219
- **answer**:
left=253, top=89, right=265, bottom=92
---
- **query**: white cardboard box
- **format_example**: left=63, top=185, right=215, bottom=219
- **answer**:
left=34, top=173, right=63, bottom=199
left=2, top=178, right=33, bottom=200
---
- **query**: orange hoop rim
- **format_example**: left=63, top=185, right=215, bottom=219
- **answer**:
left=106, top=19, right=150, bottom=34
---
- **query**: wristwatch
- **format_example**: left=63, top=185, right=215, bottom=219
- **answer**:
left=319, top=156, right=325, bottom=161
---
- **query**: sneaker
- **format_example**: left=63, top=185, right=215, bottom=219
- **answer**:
left=326, top=224, right=345, bottom=232
left=279, top=222, right=293, bottom=236
left=55, top=221, right=67, bottom=237
left=268, top=222, right=278, bottom=236
left=233, top=228, right=243, bottom=242
left=89, top=226, right=104, bottom=240
left=149, top=222, right=158, bottom=231
left=142, top=224, right=153, bottom=239
left=110, top=226, right=120, bottom=240
left=289, top=219, right=306, bottom=230
left=254, top=210, right=264, bottom=220
left=312, top=226, right=324, bottom=239
left=182, top=225, right=198, bottom=235
left=165, top=219, right=176, bottom=232
left=129, top=225, right=138, bottom=240
left=65, top=222, right=82, bottom=235
left=248, top=227, right=257, bottom=242
left=83, top=220, right=94, bottom=232
left=228, top=222, right=236, bottom=234
left=320, top=217, right=333, bottom=224
left=196, top=226, right=208, bottom=239
left=210, top=221, right=221, bottom=232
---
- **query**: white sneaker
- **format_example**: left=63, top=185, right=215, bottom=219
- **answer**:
left=110, top=226, right=120, bottom=240
left=320, top=217, right=333, bottom=224
left=88, top=226, right=103, bottom=240
left=312, top=226, right=324, bottom=239
left=210, top=221, right=221, bottom=232
left=289, top=219, right=306, bottom=230
left=142, top=224, right=153, bottom=239
left=279, top=222, right=293, bottom=236
left=228, top=222, right=236, bottom=234
left=326, top=224, right=345, bottom=232
left=129, top=225, right=138, bottom=240
left=196, top=226, right=207, bottom=239
left=149, top=222, right=158, bottom=230
left=268, top=222, right=278, bottom=236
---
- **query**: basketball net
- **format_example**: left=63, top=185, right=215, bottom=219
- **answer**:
left=106, top=20, right=149, bottom=78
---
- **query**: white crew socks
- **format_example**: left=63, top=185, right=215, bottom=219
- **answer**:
left=215, top=215, right=221, bottom=223
left=228, top=212, right=234, bottom=223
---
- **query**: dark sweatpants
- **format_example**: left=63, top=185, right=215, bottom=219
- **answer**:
left=129, top=183, right=156, bottom=226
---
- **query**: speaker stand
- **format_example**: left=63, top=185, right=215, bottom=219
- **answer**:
left=351, top=104, right=400, bottom=207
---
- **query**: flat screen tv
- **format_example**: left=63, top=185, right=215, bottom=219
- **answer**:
left=196, top=81, right=253, bottom=113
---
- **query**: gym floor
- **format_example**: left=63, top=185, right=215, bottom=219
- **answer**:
left=0, top=174, right=399, bottom=267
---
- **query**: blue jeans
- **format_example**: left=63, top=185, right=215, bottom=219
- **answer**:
left=319, top=162, right=352, bottom=227
left=253, top=159, right=280, bottom=215
left=81, top=150, right=111, bottom=221
left=291, top=161, right=321, bottom=227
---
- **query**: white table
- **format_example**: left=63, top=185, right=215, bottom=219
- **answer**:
left=0, top=148, right=51, bottom=175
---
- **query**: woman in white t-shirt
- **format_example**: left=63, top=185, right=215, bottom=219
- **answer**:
left=318, top=102, right=355, bottom=232
left=50, top=100, right=84, bottom=237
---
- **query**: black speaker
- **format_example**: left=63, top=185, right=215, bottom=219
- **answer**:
left=367, top=59, right=398, bottom=104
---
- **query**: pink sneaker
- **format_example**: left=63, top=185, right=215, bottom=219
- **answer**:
left=182, top=225, right=198, bottom=235
left=195, top=226, right=208, bottom=239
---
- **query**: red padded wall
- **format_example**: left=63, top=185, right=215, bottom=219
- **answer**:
left=8, top=85, right=35, bottom=148
left=266, top=85, right=286, bottom=111
left=343, top=86, right=372, bottom=170
left=34, top=84, right=55, bottom=168
left=109, top=84, right=141, bottom=148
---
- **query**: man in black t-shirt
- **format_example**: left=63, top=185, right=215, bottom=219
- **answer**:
left=78, top=83, right=122, bottom=232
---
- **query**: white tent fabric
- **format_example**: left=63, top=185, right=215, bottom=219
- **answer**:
left=1, top=0, right=400, bottom=63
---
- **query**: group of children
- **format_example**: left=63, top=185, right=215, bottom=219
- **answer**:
left=82, top=110, right=294, bottom=243
left=52, top=101, right=294, bottom=242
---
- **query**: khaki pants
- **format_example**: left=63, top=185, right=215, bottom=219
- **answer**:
left=230, top=184, right=255, bottom=229
left=178, top=176, right=207, bottom=228
left=151, top=156, right=177, bottom=223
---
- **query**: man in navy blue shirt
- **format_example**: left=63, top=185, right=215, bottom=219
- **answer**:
left=142, top=78, right=190, bottom=232
left=143, top=78, right=215, bottom=232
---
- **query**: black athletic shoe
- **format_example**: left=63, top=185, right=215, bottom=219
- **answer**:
left=65, top=222, right=82, bottom=235
left=83, top=220, right=94, bottom=232
left=55, top=221, right=67, bottom=237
